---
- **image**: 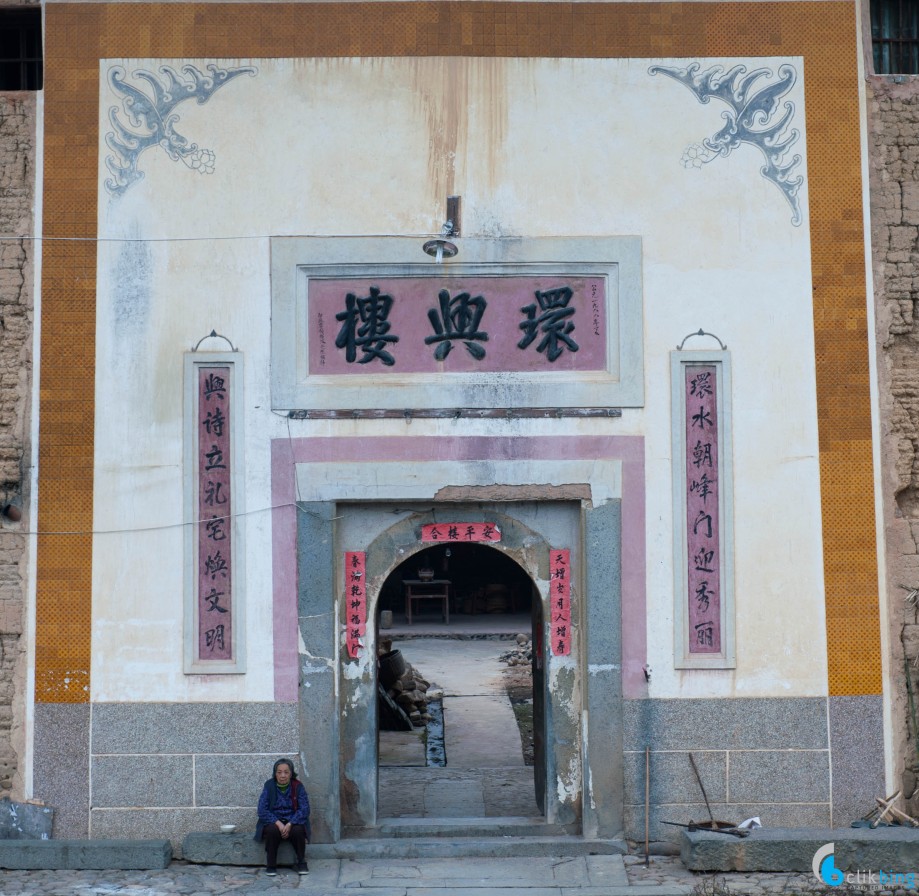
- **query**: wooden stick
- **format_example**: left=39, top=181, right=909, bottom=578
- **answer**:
left=872, top=792, right=902, bottom=828
left=875, top=798, right=919, bottom=828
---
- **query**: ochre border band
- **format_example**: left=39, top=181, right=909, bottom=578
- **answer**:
left=37, top=1, right=878, bottom=701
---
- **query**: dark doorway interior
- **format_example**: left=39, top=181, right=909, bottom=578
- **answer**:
left=377, top=543, right=533, bottom=623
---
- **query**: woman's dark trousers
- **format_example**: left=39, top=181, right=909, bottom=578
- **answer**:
left=262, top=824, right=307, bottom=867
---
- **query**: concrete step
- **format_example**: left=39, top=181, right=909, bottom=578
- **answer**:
left=350, top=816, right=574, bottom=838
left=0, top=839, right=172, bottom=870
left=682, top=827, right=919, bottom=874
left=182, top=832, right=628, bottom=864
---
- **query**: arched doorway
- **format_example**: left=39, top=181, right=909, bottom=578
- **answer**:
left=375, top=543, right=546, bottom=820
left=336, top=502, right=586, bottom=835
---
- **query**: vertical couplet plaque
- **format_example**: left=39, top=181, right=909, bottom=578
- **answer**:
left=671, top=350, right=735, bottom=669
left=345, top=551, right=367, bottom=659
left=185, top=352, right=246, bottom=673
left=549, top=549, right=572, bottom=656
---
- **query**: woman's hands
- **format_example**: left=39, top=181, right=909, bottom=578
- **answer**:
left=275, top=820, right=292, bottom=839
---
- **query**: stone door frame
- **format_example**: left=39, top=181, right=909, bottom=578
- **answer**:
left=287, top=436, right=637, bottom=841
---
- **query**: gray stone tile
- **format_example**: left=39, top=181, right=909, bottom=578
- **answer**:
left=549, top=856, right=589, bottom=885
left=623, top=750, right=726, bottom=805
left=728, top=750, right=829, bottom=803
left=195, top=754, right=287, bottom=808
left=623, top=801, right=831, bottom=844
left=623, top=698, right=828, bottom=751
left=829, top=694, right=885, bottom=826
left=416, top=878, right=562, bottom=896
left=423, top=780, right=485, bottom=816
left=91, top=807, right=258, bottom=855
left=34, top=703, right=89, bottom=837
left=91, top=702, right=298, bottom=754
left=585, top=854, right=629, bottom=886
left=92, top=754, right=194, bottom=807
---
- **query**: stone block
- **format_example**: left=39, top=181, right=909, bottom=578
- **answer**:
left=623, top=698, right=828, bottom=751
left=728, top=750, right=829, bottom=803
left=184, top=831, right=298, bottom=866
left=682, top=827, right=919, bottom=873
left=829, top=695, right=885, bottom=827
left=903, top=183, right=919, bottom=225
left=874, top=183, right=903, bottom=225
left=0, top=839, right=172, bottom=870
left=34, top=703, right=89, bottom=837
left=623, top=750, right=725, bottom=805
left=91, top=807, right=257, bottom=856
left=92, top=754, right=193, bottom=808
left=0, top=798, right=53, bottom=839
left=623, top=801, right=831, bottom=845
left=195, top=754, right=285, bottom=808
left=91, top=702, right=298, bottom=754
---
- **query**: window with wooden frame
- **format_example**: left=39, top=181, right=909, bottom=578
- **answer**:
left=872, top=0, right=919, bottom=74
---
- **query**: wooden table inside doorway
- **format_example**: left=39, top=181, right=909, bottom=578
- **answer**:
left=402, top=579, right=451, bottom=625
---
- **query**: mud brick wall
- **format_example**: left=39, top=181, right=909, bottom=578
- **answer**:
left=0, top=92, right=34, bottom=795
left=868, top=76, right=919, bottom=816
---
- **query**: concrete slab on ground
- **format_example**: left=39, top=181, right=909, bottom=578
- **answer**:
left=379, top=765, right=539, bottom=818
left=380, top=729, right=426, bottom=766
left=682, top=826, right=919, bottom=872
left=0, top=838, right=172, bottom=870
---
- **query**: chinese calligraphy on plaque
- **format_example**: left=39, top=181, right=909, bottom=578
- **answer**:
left=345, top=551, right=367, bottom=659
left=421, top=523, right=502, bottom=543
left=311, top=277, right=606, bottom=375
left=197, top=366, right=233, bottom=662
left=549, top=549, right=571, bottom=656
left=684, top=366, right=720, bottom=654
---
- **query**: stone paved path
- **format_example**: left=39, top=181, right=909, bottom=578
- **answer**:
left=0, top=854, right=872, bottom=895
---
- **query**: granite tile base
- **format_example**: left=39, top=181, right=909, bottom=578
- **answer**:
left=34, top=703, right=89, bottom=837
left=829, top=694, right=885, bottom=826
left=91, top=807, right=259, bottom=857
left=624, top=801, right=832, bottom=845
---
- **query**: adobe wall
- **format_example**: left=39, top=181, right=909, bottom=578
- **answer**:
left=0, top=90, right=35, bottom=797
left=868, top=75, right=919, bottom=816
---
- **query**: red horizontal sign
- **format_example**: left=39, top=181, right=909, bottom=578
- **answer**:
left=309, top=276, right=607, bottom=375
left=421, top=523, right=501, bottom=543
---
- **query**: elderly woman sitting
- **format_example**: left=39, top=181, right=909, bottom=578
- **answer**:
left=254, top=758, right=311, bottom=876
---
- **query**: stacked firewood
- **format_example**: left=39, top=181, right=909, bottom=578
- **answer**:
left=378, top=640, right=433, bottom=729
left=388, top=662, right=432, bottom=727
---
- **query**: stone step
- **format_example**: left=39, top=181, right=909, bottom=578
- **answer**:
left=349, top=816, right=573, bottom=839
left=681, top=827, right=919, bottom=874
left=0, top=839, right=172, bottom=870
left=182, top=832, right=627, bottom=864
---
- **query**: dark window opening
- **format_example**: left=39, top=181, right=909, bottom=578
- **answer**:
left=0, top=8, right=41, bottom=91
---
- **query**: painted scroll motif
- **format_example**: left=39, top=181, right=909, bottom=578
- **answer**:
left=550, top=549, right=571, bottom=656
left=197, top=366, right=233, bottom=661
left=685, top=365, right=721, bottom=653
left=345, top=551, right=366, bottom=659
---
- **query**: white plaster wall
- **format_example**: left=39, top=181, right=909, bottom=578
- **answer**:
left=93, top=56, right=824, bottom=701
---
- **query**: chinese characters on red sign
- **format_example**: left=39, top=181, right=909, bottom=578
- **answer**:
left=197, top=366, right=232, bottom=662
left=685, top=366, right=721, bottom=654
left=421, top=523, right=501, bottom=543
left=345, top=552, right=367, bottom=659
left=550, top=549, right=571, bottom=656
left=309, top=277, right=608, bottom=375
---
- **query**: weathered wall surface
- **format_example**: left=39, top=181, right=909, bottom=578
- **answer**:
left=0, top=91, right=34, bottom=797
left=868, top=76, right=919, bottom=816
